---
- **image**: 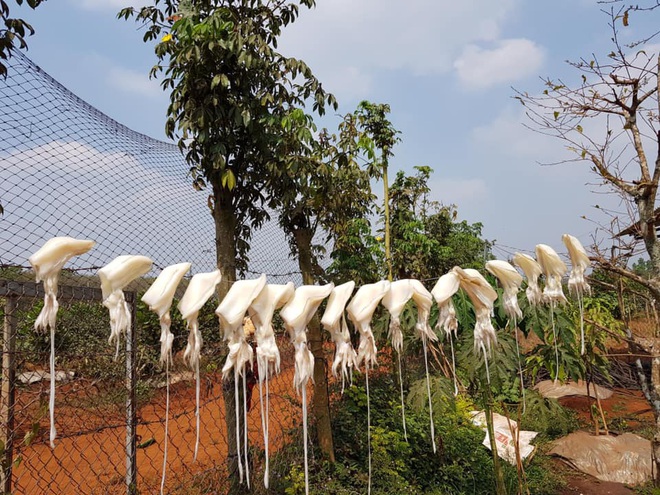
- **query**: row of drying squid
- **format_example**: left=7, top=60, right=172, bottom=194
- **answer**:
left=28, top=234, right=591, bottom=495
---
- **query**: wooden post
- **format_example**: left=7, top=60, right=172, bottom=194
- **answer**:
left=1, top=296, right=17, bottom=494
left=125, top=293, right=137, bottom=495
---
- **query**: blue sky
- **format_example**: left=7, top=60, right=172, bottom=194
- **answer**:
left=15, top=0, right=659, bottom=263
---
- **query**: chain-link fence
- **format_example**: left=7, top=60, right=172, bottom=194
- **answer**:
left=0, top=52, right=317, bottom=494
left=1, top=276, right=303, bottom=494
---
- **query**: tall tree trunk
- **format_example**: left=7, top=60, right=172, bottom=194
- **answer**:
left=382, top=158, right=392, bottom=282
left=214, top=186, right=237, bottom=301
left=294, top=226, right=335, bottom=462
left=638, top=197, right=660, bottom=277
left=212, top=186, right=246, bottom=493
left=620, top=277, right=660, bottom=484
left=633, top=338, right=660, bottom=485
left=637, top=193, right=660, bottom=482
left=651, top=355, right=660, bottom=486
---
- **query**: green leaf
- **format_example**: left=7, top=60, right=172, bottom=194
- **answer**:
left=222, top=169, right=236, bottom=190
left=241, top=109, right=251, bottom=126
left=137, top=437, right=156, bottom=449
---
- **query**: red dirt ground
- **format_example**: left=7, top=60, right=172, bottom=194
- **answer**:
left=7, top=340, right=658, bottom=494
left=559, top=468, right=636, bottom=495
left=10, top=365, right=304, bottom=494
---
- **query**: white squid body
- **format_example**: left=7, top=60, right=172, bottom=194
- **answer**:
left=535, top=244, right=568, bottom=305
left=320, top=281, right=357, bottom=387
left=346, top=280, right=391, bottom=370
left=513, top=253, right=543, bottom=306
left=216, top=274, right=268, bottom=489
left=249, top=282, right=295, bottom=378
left=485, top=260, right=523, bottom=321
left=535, top=244, right=568, bottom=381
left=452, top=267, right=498, bottom=356
left=178, top=270, right=222, bottom=372
left=409, top=280, right=436, bottom=344
left=381, top=279, right=436, bottom=351
left=279, top=283, right=334, bottom=495
left=431, top=271, right=461, bottom=395
left=346, top=280, right=390, bottom=495
left=142, top=263, right=191, bottom=364
left=178, top=269, right=222, bottom=461
left=562, top=234, right=591, bottom=297
left=279, top=283, right=334, bottom=393
left=142, top=262, right=191, bottom=495
left=98, top=255, right=153, bottom=359
left=431, top=272, right=460, bottom=336
left=247, top=282, right=295, bottom=490
left=381, top=280, right=413, bottom=354
left=486, top=259, right=526, bottom=408
left=383, top=279, right=437, bottom=451
left=563, top=234, right=592, bottom=355
left=29, top=236, right=95, bottom=448
left=217, top=274, right=267, bottom=380
left=30, top=237, right=95, bottom=332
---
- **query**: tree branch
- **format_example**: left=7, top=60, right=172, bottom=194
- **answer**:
left=592, top=255, right=660, bottom=298
left=589, top=153, right=639, bottom=196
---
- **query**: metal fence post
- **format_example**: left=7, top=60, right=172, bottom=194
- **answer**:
left=1, top=296, right=17, bottom=495
left=126, top=292, right=137, bottom=495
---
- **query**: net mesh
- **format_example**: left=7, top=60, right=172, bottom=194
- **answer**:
left=0, top=51, right=318, bottom=494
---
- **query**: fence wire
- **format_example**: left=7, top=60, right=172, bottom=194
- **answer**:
left=0, top=51, right=322, bottom=494
left=0, top=51, right=306, bottom=282
left=1, top=280, right=304, bottom=494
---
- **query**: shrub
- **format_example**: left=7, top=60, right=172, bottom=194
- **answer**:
left=268, top=370, right=567, bottom=495
left=518, top=390, right=579, bottom=442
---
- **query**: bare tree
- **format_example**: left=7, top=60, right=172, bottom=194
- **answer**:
left=516, top=3, right=660, bottom=480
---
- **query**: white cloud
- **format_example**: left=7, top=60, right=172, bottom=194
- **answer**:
left=279, top=0, right=519, bottom=77
left=1, top=140, right=136, bottom=174
left=0, top=140, right=216, bottom=272
left=108, top=66, right=162, bottom=97
left=454, top=39, right=545, bottom=90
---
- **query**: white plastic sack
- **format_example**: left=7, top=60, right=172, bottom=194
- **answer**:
left=534, top=380, right=613, bottom=400
left=470, top=411, right=538, bottom=464
left=550, top=431, right=651, bottom=485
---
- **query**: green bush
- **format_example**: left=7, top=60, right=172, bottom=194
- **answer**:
left=268, top=371, right=567, bottom=495
left=518, top=390, right=579, bottom=442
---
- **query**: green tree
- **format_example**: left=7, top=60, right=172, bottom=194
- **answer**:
left=324, top=111, right=382, bottom=286
left=326, top=217, right=381, bottom=286
left=354, top=101, right=400, bottom=281
left=0, top=0, right=44, bottom=79
left=270, top=106, right=376, bottom=461
left=119, top=1, right=336, bottom=490
left=389, top=165, right=491, bottom=280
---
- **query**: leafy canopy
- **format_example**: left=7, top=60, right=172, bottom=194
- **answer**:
left=119, top=0, right=337, bottom=270
left=0, top=0, right=44, bottom=79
